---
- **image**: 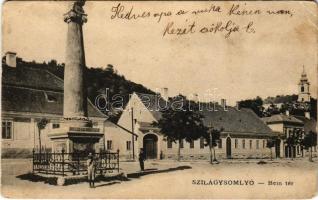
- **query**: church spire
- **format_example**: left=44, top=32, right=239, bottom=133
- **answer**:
left=300, top=65, right=308, bottom=82
left=298, top=65, right=310, bottom=102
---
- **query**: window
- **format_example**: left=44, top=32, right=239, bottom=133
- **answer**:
left=2, top=121, right=12, bottom=139
left=44, top=92, right=57, bottom=102
left=190, top=140, right=194, bottom=149
left=200, top=137, right=205, bottom=149
left=235, top=139, right=238, bottom=148
left=249, top=140, right=252, bottom=149
left=47, top=94, right=57, bottom=102
left=218, top=139, right=222, bottom=148
left=126, top=141, right=131, bottom=150
left=52, top=123, right=60, bottom=129
left=263, top=140, right=266, bottom=148
left=288, top=130, right=292, bottom=138
left=106, top=140, right=113, bottom=150
left=301, top=86, right=304, bottom=92
left=256, top=140, right=259, bottom=149
left=167, top=139, right=172, bottom=149
left=242, top=139, right=245, bottom=149
left=180, top=140, right=184, bottom=148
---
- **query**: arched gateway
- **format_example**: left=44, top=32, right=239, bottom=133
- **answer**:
left=143, top=134, right=158, bottom=159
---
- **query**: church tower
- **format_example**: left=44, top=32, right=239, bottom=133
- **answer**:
left=297, top=66, right=310, bottom=102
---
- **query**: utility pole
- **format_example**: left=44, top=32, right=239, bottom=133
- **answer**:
left=131, top=107, right=135, bottom=161
left=209, top=122, right=213, bottom=164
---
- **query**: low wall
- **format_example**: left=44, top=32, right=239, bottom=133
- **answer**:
left=2, top=148, right=33, bottom=158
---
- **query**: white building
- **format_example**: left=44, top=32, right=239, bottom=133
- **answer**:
left=262, top=114, right=304, bottom=158
left=112, top=91, right=275, bottom=160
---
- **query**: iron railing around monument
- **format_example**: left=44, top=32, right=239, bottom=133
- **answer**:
left=32, top=149, right=120, bottom=176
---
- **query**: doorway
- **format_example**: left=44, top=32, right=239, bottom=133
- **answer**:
left=143, top=134, right=158, bottom=159
left=275, top=139, right=281, bottom=158
left=226, top=137, right=231, bottom=159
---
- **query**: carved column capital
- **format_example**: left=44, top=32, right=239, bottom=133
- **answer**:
left=64, top=1, right=87, bottom=24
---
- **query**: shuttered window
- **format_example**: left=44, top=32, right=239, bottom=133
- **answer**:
left=2, top=121, right=12, bottom=139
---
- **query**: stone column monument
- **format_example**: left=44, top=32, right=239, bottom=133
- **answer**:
left=49, top=1, right=103, bottom=154
left=63, top=0, right=88, bottom=126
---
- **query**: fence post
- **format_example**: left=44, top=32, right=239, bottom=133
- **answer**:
left=100, top=152, right=103, bottom=176
left=32, top=148, right=35, bottom=173
left=46, top=151, right=48, bottom=175
left=77, top=152, right=80, bottom=175
left=62, top=149, right=65, bottom=177
left=117, top=149, right=120, bottom=173
left=108, top=151, right=111, bottom=170
left=53, top=152, right=55, bottom=175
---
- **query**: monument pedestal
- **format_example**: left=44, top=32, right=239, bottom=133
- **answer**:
left=48, top=121, right=103, bottom=153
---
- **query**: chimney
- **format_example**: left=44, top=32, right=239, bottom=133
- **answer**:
left=236, top=101, right=240, bottom=110
left=285, top=110, right=290, bottom=116
left=189, top=93, right=199, bottom=103
left=160, top=87, right=168, bottom=101
left=5, top=52, right=17, bottom=68
left=221, top=99, right=227, bottom=110
left=305, top=111, right=310, bottom=119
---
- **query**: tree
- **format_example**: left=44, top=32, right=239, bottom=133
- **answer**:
left=266, top=138, right=276, bottom=160
left=310, top=98, right=317, bottom=120
left=264, top=103, right=281, bottom=116
left=302, top=131, right=317, bottom=162
left=239, top=96, right=264, bottom=117
left=285, top=129, right=303, bottom=160
left=202, top=127, right=223, bottom=164
left=37, top=118, right=48, bottom=154
left=154, top=95, right=207, bottom=161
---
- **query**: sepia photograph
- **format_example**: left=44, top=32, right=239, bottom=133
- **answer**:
left=1, top=0, right=317, bottom=198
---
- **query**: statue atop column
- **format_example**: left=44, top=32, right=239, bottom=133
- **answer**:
left=64, top=0, right=87, bottom=24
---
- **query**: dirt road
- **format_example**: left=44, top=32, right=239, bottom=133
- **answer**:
left=2, top=158, right=317, bottom=199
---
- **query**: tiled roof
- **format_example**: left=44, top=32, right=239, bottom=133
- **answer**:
left=201, top=106, right=273, bottom=135
left=2, top=66, right=106, bottom=118
left=294, top=116, right=317, bottom=133
left=262, top=114, right=303, bottom=125
left=2, top=86, right=106, bottom=118
left=133, top=93, right=273, bottom=135
left=2, top=66, right=63, bottom=91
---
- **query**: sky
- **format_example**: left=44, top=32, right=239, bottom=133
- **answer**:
left=2, top=1, right=317, bottom=105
